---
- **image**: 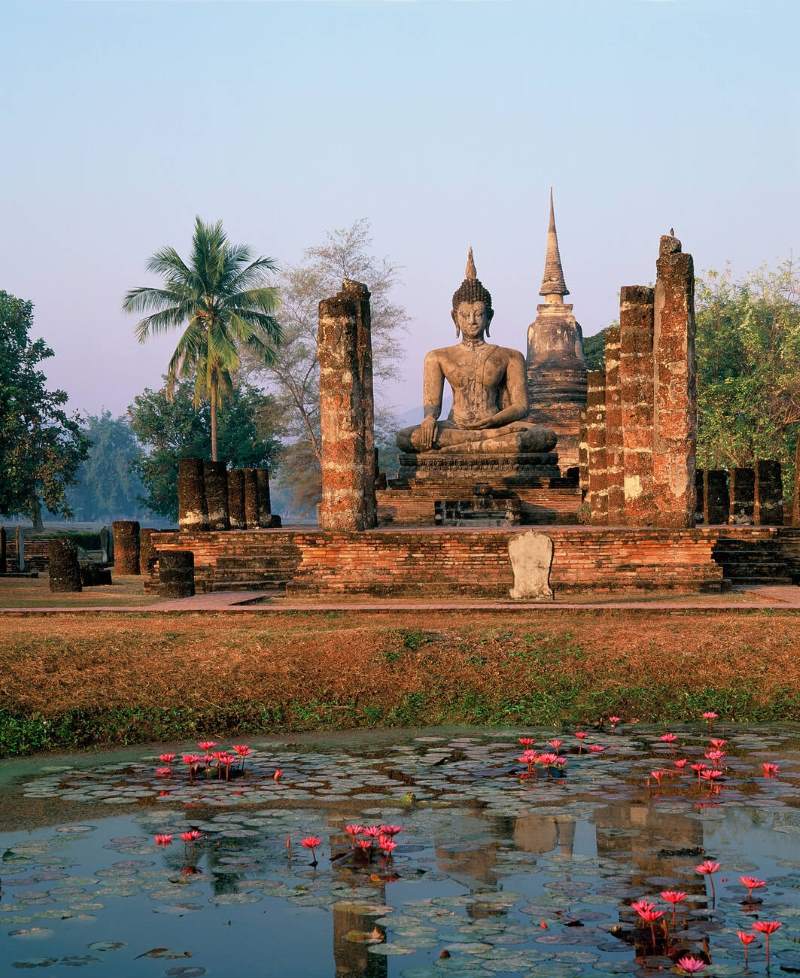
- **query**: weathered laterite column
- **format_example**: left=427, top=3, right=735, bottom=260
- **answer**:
left=159, top=550, right=195, bottom=598
left=256, top=469, right=272, bottom=528
left=318, top=279, right=377, bottom=531
left=227, top=470, right=246, bottom=529
left=139, top=528, right=158, bottom=575
left=704, top=470, right=730, bottom=525
left=729, top=467, right=755, bottom=524
left=203, top=461, right=230, bottom=530
left=0, top=526, right=6, bottom=574
left=652, top=234, right=697, bottom=527
left=754, top=460, right=783, bottom=525
left=603, top=324, right=624, bottom=524
left=578, top=409, right=589, bottom=495
left=48, top=539, right=82, bottom=592
left=619, top=285, right=655, bottom=525
left=113, top=520, right=140, bottom=575
left=793, top=439, right=800, bottom=527
left=695, top=470, right=705, bottom=523
left=178, top=458, right=208, bottom=531
left=585, top=369, right=608, bottom=525
left=243, top=468, right=260, bottom=529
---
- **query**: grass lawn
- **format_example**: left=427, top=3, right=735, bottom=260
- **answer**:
left=0, top=573, right=159, bottom=609
left=1, top=607, right=798, bottom=755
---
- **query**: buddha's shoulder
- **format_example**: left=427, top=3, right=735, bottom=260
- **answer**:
left=487, top=344, right=526, bottom=363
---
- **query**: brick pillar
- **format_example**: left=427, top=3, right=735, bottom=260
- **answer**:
left=586, top=369, right=608, bottom=525
left=227, top=470, right=246, bottom=529
left=578, top=409, right=588, bottom=495
left=652, top=235, right=697, bottom=528
left=318, top=279, right=377, bottom=531
left=256, top=469, right=272, bottom=528
left=243, top=469, right=259, bottom=529
left=729, top=467, right=755, bottom=524
left=178, top=458, right=208, bottom=531
left=203, top=461, right=229, bottom=531
left=113, top=520, right=140, bottom=575
left=48, top=539, right=82, bottom=592
left=695, top=470, right=705, bottom=523
left=159, top=551, right=195, bottom=599
left=619, top=286, right=655, bottom=526
left=0, top=525, right=5, bottom=574
left=705, top=470, right=730, bottom=525
left=754, top=460, right=783, bottom=525
left=139, top=527, right=157, bottom=575
left=603, top=325, right=624, bottom=524
left=793, top=438, right=800, bottom=527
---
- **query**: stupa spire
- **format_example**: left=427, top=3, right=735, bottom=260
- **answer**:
left=539, top=188, right=569, bottom=299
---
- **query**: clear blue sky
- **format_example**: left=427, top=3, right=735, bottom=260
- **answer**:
left=2, top=0, right=798, bottom=417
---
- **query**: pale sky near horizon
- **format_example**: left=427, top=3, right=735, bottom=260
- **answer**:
left=2, top=0, right=799, bottom=420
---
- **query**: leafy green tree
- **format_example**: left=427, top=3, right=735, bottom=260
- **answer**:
left=66, top=413, right=147, bottom=521
left=129, top=378, right=282, bottom=520
left=0, top=291, right=88, bottom=527
left=696, top=260, right=800, bottom=497
left=123, top=217, right=282, bottom=462
left=583, top=327, right=608, bottom=370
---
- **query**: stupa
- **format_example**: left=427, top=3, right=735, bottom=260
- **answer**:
left=526, top=191, right=587, bottom=471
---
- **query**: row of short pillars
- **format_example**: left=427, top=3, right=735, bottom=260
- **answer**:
left=695, top=461, right=785, bottom=526
left=178, top=459, right=274, bottom=532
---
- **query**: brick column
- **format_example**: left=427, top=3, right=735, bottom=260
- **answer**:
left=0, top=526, right=5, bottom=574
left=203, top=461, right=229, bottom=530
left=652, top=235, right=697, bottom=528
left=318, top=280, right=377, bottom=531
left=139, top=527, right=157, bottom=575
left=178, top=458, right=208, bottom=531
left=754, top=460, right=783, bottom=525
left=585, top=369, right=608, bottom=525
left=48, top=539, right=82, bottom=592
left=113, top=520, right=140, bottom=574
left=256, top=469, right=272, bottom=528
left=793, top=438, right=800, bottom=527
left=578, top=409, right=588, bottom=495
left=603, top=325, right=624, bottom=524
left=227, top=470, right=246, bottom=529
left=704, top=470, right=730, bottom=525
left=729, top=467, right=755, bottom=524
left=695, top=470, right=705, bottom=523
left=619, top=286, right=655, bottom=526
left=243, top=469, right=260, bottom=529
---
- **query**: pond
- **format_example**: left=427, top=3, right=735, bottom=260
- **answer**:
left=1, top=723, right=799, bottom=977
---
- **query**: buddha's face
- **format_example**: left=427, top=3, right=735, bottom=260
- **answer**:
left=452, top=300, right=493, bottom=339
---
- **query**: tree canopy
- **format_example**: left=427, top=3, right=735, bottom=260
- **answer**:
left=129, top=378, right=282, bottom=520
left=124, top=217, right=282, bottom=461
left=0, top=291, right=88, bottom=526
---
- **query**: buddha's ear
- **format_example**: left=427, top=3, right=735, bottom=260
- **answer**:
left=485, top=307, right=494, bottom=336
left=451, top=308, right=460, bottom=336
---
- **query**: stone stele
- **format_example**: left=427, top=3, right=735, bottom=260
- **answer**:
left=508, top=530, right=554, bottom=601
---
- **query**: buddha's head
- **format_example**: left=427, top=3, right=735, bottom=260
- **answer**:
left=452, top=247, right=493, bottom=339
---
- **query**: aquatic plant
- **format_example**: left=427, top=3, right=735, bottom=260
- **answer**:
left=753, top=919, right=782, bottom=969
left=762, top=761, right=780, bottom=777
left=301, top=835, right=322, bottom=866
left=737, top=930, right=757, bottom=969
left=740, top=876, right=766, bottom=902
left=695, top=860, right=720, bottom=906
left=676, top=955, right=706, bottom=974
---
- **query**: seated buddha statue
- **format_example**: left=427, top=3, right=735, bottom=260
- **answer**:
left=397, top=249, right=557, bottom=457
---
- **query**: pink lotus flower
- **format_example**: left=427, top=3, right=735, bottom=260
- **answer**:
left=273, top=769, right=283, bottom=781
left=159, top=753, right=176, bottom=763
left=762, top=762, right=780, bottom=777
left=180, top=830, right=202, bottom=843
left=197, top=740, right=217, bottom=751
left=379, top=825, right=403, bottom=836
left=635, top=907, right=664, bottom=924
left=154, top=833, right=173, bottom=846
left=740, top=876, right=766, bottom=900
left=155, top=766, right=172, bottom=778
left=737, top=930, right=757, bottom=968
left=677, top=956, right=706, bottom=974
left=575, top=730, right=587, bottom=739
left=547, top=739, right=563, bottom=750
left=182, top=753, right=201, bottom=765
left=709, top=737, right=727, bottom=748
left=357, top=839, right=372, bottom=851
left=518, top=736, right=535, bottom=747
left=379, top=838, right=397, bottom=856
left=661, top=889, right=687, bottom=904
left=649, top=769, right=667, bottom=786
left=608, top=716, right=621, bottom=727
left=345, top=824, right=364, bottom=838
left=630, top=898, right=656, bottom=915
left=301, top=836, right=322, bottom=864
left=753, top=920, right=782, bottom=968
left=701, top=768, right=724, bottom=785
left=232, top=744, right=251, bottom=756
left=705, top=749, right=725, bottom=763
left=659, top=733, right=678, bottom=744
left=674, top=758, right=689, bottom=770
left=702, top=711, right=719, bottom=721
left=696, top=859, right=720, bottom=904
left=588, top=744, right=606, bottom=754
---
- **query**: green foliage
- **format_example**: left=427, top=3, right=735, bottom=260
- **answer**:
left=0, top=291, right=88, bottom=525
left=66, top=412, right=148, bottom=521
left=124, top=217, right=281, bottom=461
left=128, top=377, right=282, bottom=519
left=583, top=327, right=609, bottom=370
left=696, top=261, right=800, bottom=496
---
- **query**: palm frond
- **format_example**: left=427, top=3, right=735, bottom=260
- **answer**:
left=134, top=304, right=196, bottom=342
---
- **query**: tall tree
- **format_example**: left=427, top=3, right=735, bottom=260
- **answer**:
left=0, top=291, right=88, bottom=527
left=66, top=413, right=147, bottom=521
left=129, top=378, right=281, bottom=520
left=123, top=217, right=282, bottom=461
left=248, top=219, right=407, bottom=509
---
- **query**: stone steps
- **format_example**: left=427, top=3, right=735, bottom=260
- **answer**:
left=712, top=535, right=796, bottom=584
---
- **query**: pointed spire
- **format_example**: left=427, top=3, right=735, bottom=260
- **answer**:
left=465, top=246, right=477, bottom=281
left=539, top=188, right=569, bottom=298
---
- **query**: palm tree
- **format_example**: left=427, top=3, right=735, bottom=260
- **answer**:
left=124, top=217, right=281, bottom=461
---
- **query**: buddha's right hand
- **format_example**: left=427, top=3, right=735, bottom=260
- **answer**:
left=418, top=415, right=438, bottom=450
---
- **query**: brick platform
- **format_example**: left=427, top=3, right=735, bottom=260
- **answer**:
left=376, top=485, right=582, bottom=526
left=146, top=525, right=800, bottom=599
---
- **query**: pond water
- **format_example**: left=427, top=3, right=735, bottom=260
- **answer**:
left=1, top=724, right=800, bottom=977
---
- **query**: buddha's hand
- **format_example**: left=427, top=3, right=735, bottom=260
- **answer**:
left=460, top=414, right=495, bottom=430
left=417, top=415, right=438, bottom=450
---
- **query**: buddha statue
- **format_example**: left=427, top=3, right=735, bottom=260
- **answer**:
left=397, top=249, right=557, bottom=458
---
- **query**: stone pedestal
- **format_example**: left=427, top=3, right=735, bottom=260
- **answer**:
left=318, top=279, right=377, bottom=531
left=113, top=520, right=140, bottom=575
left=256, top=469, right=272, bottom=528
left=704, top=470, right=730, bottom=525
left=729, top=468, right=755, bottom=524
left=178, top=459, right=208, bottom=531
left=159, top=550, right=195, bottom=598
left=243, top=469, right=260, bottom=529
left=227, top=470, right=246, bottom=529
left=754, top=460, right=783, bottom=525
left=619, top=286, right=655, bottom=526
left=203, top=461, right=229, bottom=531
left=48, top=539, right=82, bottom=592
left=652, top=235, right=697, bottom=528
left=586, top=369, right=608, bottom=524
